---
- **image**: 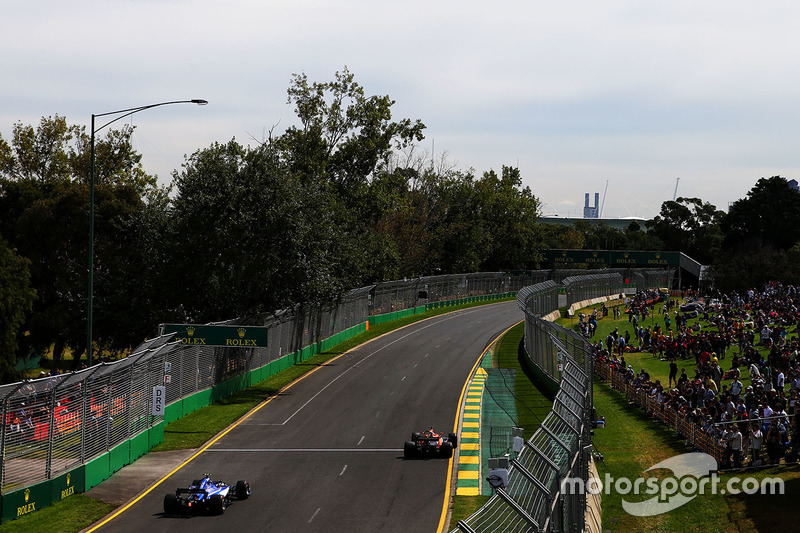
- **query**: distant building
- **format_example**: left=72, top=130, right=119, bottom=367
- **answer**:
left=583, top=193, right=600, bottom=218
left=788, top=179, right=799, bottom=193
left=539, top=216, right=647, bottom=232
left=540, top=191, right=646, bottom=231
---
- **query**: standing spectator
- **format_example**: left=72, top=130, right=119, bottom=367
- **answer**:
left=763, top=366, right=773, bottom=392
left=720, top=425, right=733, bottom=468
left=750, top=361, right=764, bottom=385
left=761, top=325, right=772, bottom=346
left=711, top=359, right=723, bottom=391
left=730, top=377, right=743, bottom=400
left=750, top=424, right=764, bottom=465
left=727, top=426, right=744, bottom=468
left=668, top=359, right=678, bottom=388
left=766, top=420, right=783, bottom=465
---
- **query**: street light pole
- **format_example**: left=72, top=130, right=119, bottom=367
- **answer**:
left=87, top=99, right=207, bottom=366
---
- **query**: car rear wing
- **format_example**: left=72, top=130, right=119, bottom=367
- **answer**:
left=176, top=488, right=207, bottom=496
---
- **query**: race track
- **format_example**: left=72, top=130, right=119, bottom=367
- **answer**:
left=94, top=302, right=522, bottom=532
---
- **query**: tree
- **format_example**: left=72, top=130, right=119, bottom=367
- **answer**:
left=646, top=197, right=723, bottom=264
left=273, top=67, right=430, bottom=283
left=0, top=115, right=157, bottom=370
left=539, top=223, right=586, bottom=250
left=474, top=166, right=542, bottom=271
left=722, top=176, right=800, bottom=251
left=0, top=237, right=36, bottom=381
left=279, top=67, right=426, bottom=203
left=711, top=177, right=800, bottom=291
left=3, top=115, right=77, bottom=185
left=623, top=221, right=661, bottom=251
left=429, top=170, right=485, bottom=275
left=71, top=124, right=158, bottom=195
left=573, top=221, right=629, bottom=252
left=13, top=182, right=94, bottom=369
left=168, top=138, right=368, bottom=322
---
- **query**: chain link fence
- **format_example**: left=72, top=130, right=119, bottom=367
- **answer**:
left=632, top=269, right=674, bottom=292
left=370, top=272, right=549, bottom=314
left=0, top=342, right=167, bottom=493
left=563, top=272, right=625, bottom=311
left=451, top=280, right=594, bottom=533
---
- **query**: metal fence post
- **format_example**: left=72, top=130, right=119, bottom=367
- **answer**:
left=0, top=383, right=25, bottom=491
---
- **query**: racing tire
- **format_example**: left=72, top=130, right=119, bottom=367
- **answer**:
left=164, top=493, right=179, bottom=515
left=404, top=441, right=417, bottom=459
left=448, top=433, right=458, bottom=448
left=209, top=494, right=226, bottom=514
left=236, top=480, right=250, bottom=500
left=440, top=442, right=453, bottom=458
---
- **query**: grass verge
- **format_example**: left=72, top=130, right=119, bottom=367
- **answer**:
left=0, top=494, right=114, bottom=532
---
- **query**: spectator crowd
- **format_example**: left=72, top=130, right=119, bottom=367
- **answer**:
left=591, top=282, right=800, bottom=468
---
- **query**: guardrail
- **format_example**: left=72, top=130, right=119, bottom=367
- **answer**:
left=452, top=272, right=679, bottom=532
left=451, top=280, right=595, bottom=533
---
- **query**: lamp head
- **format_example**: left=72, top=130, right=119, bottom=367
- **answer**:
left=191, top=99, right=209, bottom=105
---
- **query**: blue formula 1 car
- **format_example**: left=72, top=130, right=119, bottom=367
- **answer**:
left=164, top=474, right=251, bottom=515
left=404, top=427, right=458, bottom=458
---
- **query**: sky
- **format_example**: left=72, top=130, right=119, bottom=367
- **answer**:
left=4, top=0, right=800, bottom=220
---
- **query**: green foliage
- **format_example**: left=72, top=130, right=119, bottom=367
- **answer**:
left=0, top=114, right=158, bottom=369
left=474, top=166, right=543, bottom=271
left=6, top=115, right=77, bottom=184
left=167, top=138, right=364, bottom=320
left=0, top=237, right=35, bottom=381
left=280, top=66, right=425, bottom=202
left=722, top=176, right=800, bottom=251
left=646, top=197, right=724, bottom=263
left=712, top=177, right=800, bottom=290
left=572, top=220, right=642, bottom=253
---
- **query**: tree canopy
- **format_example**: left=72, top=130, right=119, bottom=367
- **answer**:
left=1, top=68, right=798, bottom=378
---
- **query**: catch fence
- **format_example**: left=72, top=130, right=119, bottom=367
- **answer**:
left=563, top=273, right=625, bottom=311
left=451, top=280, right=594, bottom=533
left=0, top=341, right=168, bottom=495
left=453, top=272, right=677, bottom=532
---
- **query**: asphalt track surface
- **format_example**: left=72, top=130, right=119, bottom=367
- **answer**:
left=91, top=302, right=522, bottom=533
